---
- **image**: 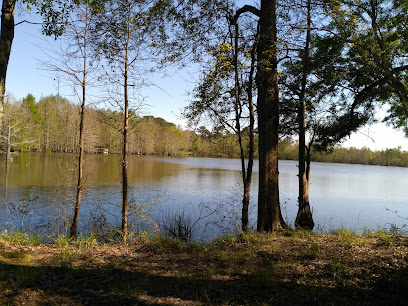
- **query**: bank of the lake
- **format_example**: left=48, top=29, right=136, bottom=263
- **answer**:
left=0, top=230, right=407, bottom=305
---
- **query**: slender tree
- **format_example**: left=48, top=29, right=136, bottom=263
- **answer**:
left=184, top=8, right=258, bottom=231
left=40, top=0, right=100, bottom=237
left=62, top=1, right=101, bottom=237
left=94, top=0, right=152, bottom=242
left=295, top=0, right=314, bottom=230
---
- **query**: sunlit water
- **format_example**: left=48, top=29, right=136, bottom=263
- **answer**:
left=1, top=153, right=407, bottom=240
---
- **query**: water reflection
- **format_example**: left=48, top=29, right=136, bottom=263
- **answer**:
left=1, top=153, right=408, bottom=238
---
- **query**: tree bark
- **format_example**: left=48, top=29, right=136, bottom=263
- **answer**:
left=295, top=0, right=314, bottom=230
left=256, top=0, right=285, bottom=232
left=0, top=0, right=16, bottom=135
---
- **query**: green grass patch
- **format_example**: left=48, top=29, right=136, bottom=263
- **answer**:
left=1, top=229, right=44, bottom=246
left=330, top=228, right=358, bottom=246
left=375, top=228, right=393, bottom=244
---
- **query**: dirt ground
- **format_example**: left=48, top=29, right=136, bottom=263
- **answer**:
left=1, top=231, right=408, bottom=305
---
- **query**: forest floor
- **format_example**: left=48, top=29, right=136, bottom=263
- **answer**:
left=0, top=230, right=408, bottom=305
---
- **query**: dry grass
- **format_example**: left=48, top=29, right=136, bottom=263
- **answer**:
left=0, top=230, right=408, bottom=305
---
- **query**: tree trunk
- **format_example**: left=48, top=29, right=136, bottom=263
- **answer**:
left=121, top=17, right=131, bottom=243
left=242, top=25, right=257, bottom=232
left=122, top=78, right=129, bottom=243
left=256, top=0, right=285, bottom=232
left=231, top=20, right=248, bottom=232
left=5, top=123, right=11, bottom=161
left=298, top=144, right=313, bottom=225
left=70, top=7, right=89, bottom=238
left=295, top=0, right=314, bottom=230
left=0, top=0, right=16, bottom=134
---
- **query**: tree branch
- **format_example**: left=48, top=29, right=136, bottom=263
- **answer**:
left=231, top=5, right=260, bottom=24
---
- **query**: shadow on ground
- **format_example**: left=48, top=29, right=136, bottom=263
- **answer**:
left=1, top=261, right=407, bottom=305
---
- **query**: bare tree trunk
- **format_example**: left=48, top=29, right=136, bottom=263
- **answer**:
left=5, top=123, right=11, bottom=161
left=231, top=20, right=248, bottom=232
left=121, top=17, right=131, bottom=243
left=256, top=0, right=285, bottom=232
left=0, top=0, right=16, bottom=134
left=70, top=7, right=89, bottom=238
left=244, top=27, right=257, bottom=232
left=229, top=16, right=257, bottom=232
left=295, top=0, right=314, bottom=230
left=305, top=144, right=311, bottom=204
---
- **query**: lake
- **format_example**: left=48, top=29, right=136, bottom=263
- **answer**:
left=1, top=153, right=407, bottom=240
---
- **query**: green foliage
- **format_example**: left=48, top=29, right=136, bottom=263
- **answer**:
left=24, top=0, right=74, bottom=37
left=22, top=94, right=42, bottom=123
left=331, top=228, right=358, bottom=247
left=1, top=230, right=44, bottom=246
left=71, top=234, right=98, bottom=248
left=329, top=0, right=408, bottom=135
left=57, top=245, right=76, bottom=269
left=147, top=235, right=200, bottom=254
left=279, top=139, right=408, bottom=167
left=375, top=228, right=393, bottom=244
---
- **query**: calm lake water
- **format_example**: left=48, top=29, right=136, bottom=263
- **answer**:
left=1, top=153, right=407, bottom=239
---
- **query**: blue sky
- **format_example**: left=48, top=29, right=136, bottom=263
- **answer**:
left=5, top=7, right=408, bottom=151
left=7, top=16, right=194, bottom=126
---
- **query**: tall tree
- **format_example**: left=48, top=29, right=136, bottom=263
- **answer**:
left=295, top=0, right=314, bottom=230
left=255, top=0, right=285, bottom=231
left=156, top=0, right=285, bottom=231
left=39, top=0, right=104, bottom=238
left=184, top=9, right=257, bottom=231
left=94, top=0, right=152, bottom=242
left=280, top=0, right=382, bottom=230
left=57, top=0, right=101, bottom=237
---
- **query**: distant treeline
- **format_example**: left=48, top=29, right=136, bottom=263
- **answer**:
left=2, top=94, right=407, bottom=167
left=279, top=138, right=408, bottom=167
left=1, top=94, right=253, bottom=157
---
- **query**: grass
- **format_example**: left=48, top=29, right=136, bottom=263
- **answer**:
left=0, top=229, right=408, bottom=305
left=0, top=229, right=44, bottom=246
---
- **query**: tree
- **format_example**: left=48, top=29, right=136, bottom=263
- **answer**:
left=341, top=0, right=408, bottom=135
left=255, top=0, right=285, bottom=231
left=156, top=0, right=285, bottom=231
left=55, top=0, right=101, bottom=238
left=1, top=94, right=38, bottom=160
left=184, top=5, right=258, bottom=231
left=294, top=0, right=314, bottom=230
left=21, top=93, right=42, bottom=151
left=39, top=0, right=104, bottom=237
left=94, top=0, right=153, bottom=242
